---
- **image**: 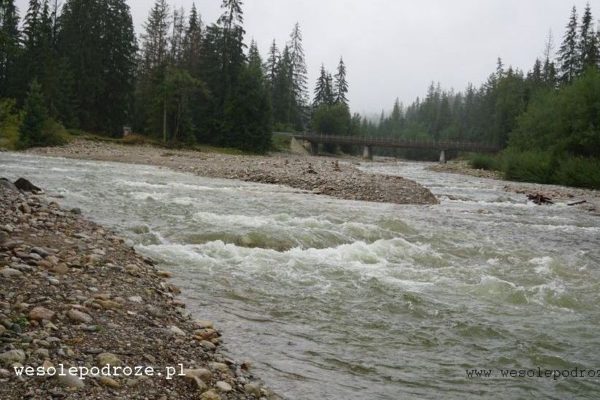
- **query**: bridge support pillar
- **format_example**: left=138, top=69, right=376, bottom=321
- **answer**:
left=439, top=150, right=446, bottom=164
left=309, top=141, right=319, bottom=156
left=363, top=145, right=373, bottom=161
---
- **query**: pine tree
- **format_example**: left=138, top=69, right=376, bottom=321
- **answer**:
left=0, top=0, right=20, bottom=98
left=578, top=3, right=598, bottom=71
left=558, top=6, right=580, bottom=83
left=334, top=57, right=349, bottom=106
left=18, top=79, right=48, bottom=148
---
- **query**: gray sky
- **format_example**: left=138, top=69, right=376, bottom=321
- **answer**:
left=15, top=0, right=596, bottom=114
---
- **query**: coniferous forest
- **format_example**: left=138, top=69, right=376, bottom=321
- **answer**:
left=1, top=0, right=599, bottom=187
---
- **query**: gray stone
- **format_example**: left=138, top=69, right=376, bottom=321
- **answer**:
left=28, top=306, right=55, bottom=321
left=67, top=309, right=93, bottom=324
left=216, top=381, right=232, bottom=392
left=184, top=368, right=212, bottom=383
left=244, top=382, right=262, bottom=397
left=57, top=371, right=85, bottom=389
left=97, top=352, right=121, bottom=367
left=0, top=349, right=26, bottom=365
left=0, top=267, right=23, bottom=278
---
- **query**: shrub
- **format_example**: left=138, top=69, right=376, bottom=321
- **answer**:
left=501, top=150, right=554, bottom=183
left=554, top=157, right=600, bottom=189
left=469, top=154, right=499, bottom=171
left=0, top=99, right=22, bottom=150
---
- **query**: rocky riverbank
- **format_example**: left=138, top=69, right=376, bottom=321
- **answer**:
left=27, top=139, right=438, bottom=205
left=429, top=160, right=600, bottom=213
left=0, top=181, right=277, bottom=400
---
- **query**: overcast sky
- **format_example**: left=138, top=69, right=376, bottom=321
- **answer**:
left=15, top=0, right=596, bottom=114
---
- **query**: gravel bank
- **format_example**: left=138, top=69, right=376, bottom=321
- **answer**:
left=27, top=139, right=438, bottom=205
left=0, top=182, right=277, bottom=400
left=429, top=160, right=600, bottom=213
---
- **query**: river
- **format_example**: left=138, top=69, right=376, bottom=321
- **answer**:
left=2, top=153, right=600, bottom=399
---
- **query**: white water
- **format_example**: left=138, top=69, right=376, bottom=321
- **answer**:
left=2, top=153, right=600, bottom=399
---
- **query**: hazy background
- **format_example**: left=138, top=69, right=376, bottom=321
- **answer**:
left=15, top=0, right=594, bottom=114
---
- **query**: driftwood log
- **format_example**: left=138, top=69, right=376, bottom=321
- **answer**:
left=527, top=193, right=553, bottom=205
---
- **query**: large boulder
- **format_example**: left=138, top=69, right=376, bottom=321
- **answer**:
left=14, top=178, right=41, bottom=193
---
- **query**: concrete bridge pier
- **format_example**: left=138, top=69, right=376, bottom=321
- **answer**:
left=439, top=150, right=446, bottom=164
left=363, top=145, right=373, bottom=160
left=309, top=141, right=319, bottom=156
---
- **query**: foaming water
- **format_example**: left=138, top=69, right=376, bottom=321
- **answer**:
left=2, top=153, right=600, bottom=399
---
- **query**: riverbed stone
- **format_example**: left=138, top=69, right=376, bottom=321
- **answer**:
left=97, top=352, right=122, bottom=367
left=67, top=309, right=93, bottom=323
left=57, top=371, right=85, bottom=389
left=28, top=306, right=55, bottom=321
left=0, top=350, right=26, bottom=366
left=200, top=390, right=221, bottom=400
left=216, top=381, right=232, bottom=392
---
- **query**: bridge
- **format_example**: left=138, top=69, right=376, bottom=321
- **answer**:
left=288, top=133, right=502, bottom=162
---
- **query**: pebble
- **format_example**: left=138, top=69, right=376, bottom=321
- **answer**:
left=0, top=267, right=23, bottom=278
left=97, top=352, right=122, bottom=367
left=216, top=381, right=233, bottom=392
left=200, top=390, right=221, bottom=400
left=57, top=371, right=85, bottom=389
left=169, top=325, right=186, bottom=336
left=99, top=376, right=121, bottom=388
left=0, top=349, right=26, bottom=365
left=28, top=306, right=55, bottom=321
left=184, top=368, right=212, bottom=383
left=244, top=382, right=262, bottom=397
left=67, top=309, right=93, bottom=323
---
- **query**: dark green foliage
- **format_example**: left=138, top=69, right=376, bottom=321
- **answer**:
left=501, top=150, right=554, bottom=183
left=59, top=0, right=137, bottom=135
left=312, top=103, right=351, bottom=136
left=510, top=68, right=600, bottom=158
left=0, top=0, right=20, bottom=98
left=557, top=6, right=580, bottom=84
left=553, top=156, right=600, bottom=189
left=17, top=79, right=67, bottom=149
left=18, top=80, right=47, bottom=148
left=469, top=154, right=499, bottom=171
left=334, top=57, right=348, bottom=106
left=223, top=62, right=272, bottom=153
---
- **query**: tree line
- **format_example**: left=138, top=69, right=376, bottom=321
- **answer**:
left=0, top=0, right=357, bottom=153
left=363, top=3, right=600, bottom=188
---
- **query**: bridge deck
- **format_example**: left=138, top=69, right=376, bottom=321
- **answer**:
left=292, top=134, right=501, bottom=153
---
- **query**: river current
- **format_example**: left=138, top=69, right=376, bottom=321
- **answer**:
left=2, top=153, right=600, bottom=399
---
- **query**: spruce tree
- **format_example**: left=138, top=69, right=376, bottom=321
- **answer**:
left=265, top=39, right=279, bottom=96
left=558, top=6, right=580, bottom=83
left=313, top=64, right=328, bottom=107
left=60, top=0, right=137, bottom=135
left=288, top=22, right=308, bottom=128
left=0, top=0, right=20, bottom=98
left=578, top=3, right=598, bottom=71
left=18, top=79, right=48, bottom=148
left=183, top=3, right=202, bottom=74
left=334, top=57, right=349, bottom=106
